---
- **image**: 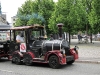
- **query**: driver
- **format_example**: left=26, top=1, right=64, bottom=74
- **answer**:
left=16, top=31, right=24, bottom=43
left=30, top=31, right=35, bottom=40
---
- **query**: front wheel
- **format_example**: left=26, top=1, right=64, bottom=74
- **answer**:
left=49, top=55, right=61, bottom=69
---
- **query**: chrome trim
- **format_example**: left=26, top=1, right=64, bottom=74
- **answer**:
left=60, top=39, right=64, bottom=50
left=41, top=41, right=44, bottom=50
left=52, top=41, right=54, bottom=50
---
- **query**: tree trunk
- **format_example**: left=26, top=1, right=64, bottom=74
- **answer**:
left=68, top=29, right=71, bottom=48
left=90, top=33, right=92, bottom=43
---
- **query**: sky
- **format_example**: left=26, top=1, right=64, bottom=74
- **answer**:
left=0, top=0, right=58, bottom=23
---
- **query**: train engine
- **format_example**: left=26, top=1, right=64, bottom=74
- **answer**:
left=10, top=24, right=78, bottom=69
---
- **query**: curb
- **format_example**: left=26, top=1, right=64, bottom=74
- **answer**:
left=75, top=60, right=100, bottom=64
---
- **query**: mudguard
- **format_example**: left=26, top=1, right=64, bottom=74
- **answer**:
left=12, top=51, right=23, bottom=57
left=23, top=51, right=35, bottom=58
left=70, top=48, right=78, bottom=59
left=45, top=50, right=66, bottom=65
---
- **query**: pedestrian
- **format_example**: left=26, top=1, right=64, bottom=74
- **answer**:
left=78, top=31, right=82, bottom=43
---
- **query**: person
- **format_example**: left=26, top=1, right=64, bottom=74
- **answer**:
left=49, top=34, right=53, bottom=40
left=30, top=31, right=35, bottom=40
left=16, top=31, right=24, bottom=43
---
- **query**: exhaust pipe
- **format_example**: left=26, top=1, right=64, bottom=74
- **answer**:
left=57, top=23, right=64, bottom=39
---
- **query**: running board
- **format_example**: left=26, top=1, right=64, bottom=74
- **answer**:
left=33, top=58, right=45, bottom=62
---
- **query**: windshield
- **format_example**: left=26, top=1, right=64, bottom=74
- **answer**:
left=31, top=31, right=40, bottom=38
left=29, top=28, right=44, bottom=40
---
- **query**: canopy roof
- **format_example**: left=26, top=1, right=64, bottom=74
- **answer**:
left=10, top=24, right=44, bottom=30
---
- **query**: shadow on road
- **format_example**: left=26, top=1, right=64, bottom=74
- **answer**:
left=0, top=58, right=9, bottom=62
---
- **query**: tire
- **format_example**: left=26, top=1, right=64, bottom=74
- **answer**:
left=49, top=55, right=61, bottom=69
left=12, top=54, right=22, bottom=65
left=23, top=54, right=33, bottom=66
left=67, top=60, right=75, bottom=65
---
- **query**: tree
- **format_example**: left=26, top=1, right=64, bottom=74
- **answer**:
left=82, top=0, right=94, bottom=43
left=15, top=0, right=55, bottom=37
left=15, top=0, right=33, bottom=26
left=49, top=0, right=88, bottom=43
left=37, top=0, right=55, bottom=35
left=89, top=0, right=100, bottom=33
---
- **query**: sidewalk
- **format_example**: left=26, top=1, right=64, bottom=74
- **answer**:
left=70, top=39, right=100, bottom=64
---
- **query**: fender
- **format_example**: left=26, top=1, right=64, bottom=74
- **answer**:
left=70, top=48, right=78, bottom=59
left=45, top=50, right=66, bottom=65
left=24, top=51, right=35, bottom=58
left=12, top=51, right=23, bottom=57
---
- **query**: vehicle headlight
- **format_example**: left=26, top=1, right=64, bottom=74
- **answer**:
left=75, top=46, right=79, bottom=50
left=74, top=46, right=79, bottom=54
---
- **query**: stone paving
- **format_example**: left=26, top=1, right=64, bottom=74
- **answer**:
left=70, top=39, right=100, bottom=64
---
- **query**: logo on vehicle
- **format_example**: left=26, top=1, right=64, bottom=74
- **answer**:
left=20, top=43, right=26, bottom=52
left=20, top=44, right=25, bottom=50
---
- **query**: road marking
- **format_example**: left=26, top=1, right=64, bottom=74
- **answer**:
left=0, top=69, right=13, bottom=73
left=76, top=60, right=100, bottom=64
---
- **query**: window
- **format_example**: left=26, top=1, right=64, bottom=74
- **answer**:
left=13, top=18, right=16, bottom=21
left=13, top=23, right=15, bottom=25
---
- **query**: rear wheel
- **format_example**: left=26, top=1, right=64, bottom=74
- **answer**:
left=23, top=54, right=33, bottom=66
left=49, top=55, right=61, bottom=69
left=12, top=54, right=22, bottom=65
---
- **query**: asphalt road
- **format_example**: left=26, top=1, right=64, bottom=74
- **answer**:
left=0, top=59, right=100, bottom=75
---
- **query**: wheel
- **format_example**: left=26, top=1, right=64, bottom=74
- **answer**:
left=23, top=54, right=33, bottom=66
left=67, top=60, right=75, bottom=65
left=49, top=55, right=61, bottom=69
left=12, top=54, right=22, bottom=65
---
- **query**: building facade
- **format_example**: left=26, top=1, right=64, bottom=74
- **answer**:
left=0, top=2, right=9, bottom=26
left=11, top=16, right=17, bottom=27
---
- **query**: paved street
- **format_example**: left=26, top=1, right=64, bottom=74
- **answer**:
left=0, top=39, right=100, bottom=75
left=0, top=60, right=100, bottom=75
left=70, top=39, right=100, bottom=63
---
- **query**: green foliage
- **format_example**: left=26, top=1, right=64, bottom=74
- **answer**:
left=15, top=0, right=55, bottom=35
left=37, top=0, right=55, bottom=34
left=27, top=18, right=42, bottom=25
left=49, top=0, right=88, bottom=34
left=15, top=18, right=27, bottom=26
left=91, top=0, right=100, bottom=32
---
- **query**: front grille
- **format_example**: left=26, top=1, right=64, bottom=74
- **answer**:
left=65, top=47, right=71, bottom=55
left=66, top=55, right=74, bottom=62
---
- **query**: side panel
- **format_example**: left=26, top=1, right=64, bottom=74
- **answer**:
left=0, top=43, right=10, bottom=58
left=9, top=42, right=20, bottom=54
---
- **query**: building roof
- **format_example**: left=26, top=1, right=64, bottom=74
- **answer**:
left=0, top=25, right=12, bottom=30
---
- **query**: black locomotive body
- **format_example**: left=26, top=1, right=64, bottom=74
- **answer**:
left=31, top=38, right=78, bottom=66
left=42, top=39, right=70, bottom=55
